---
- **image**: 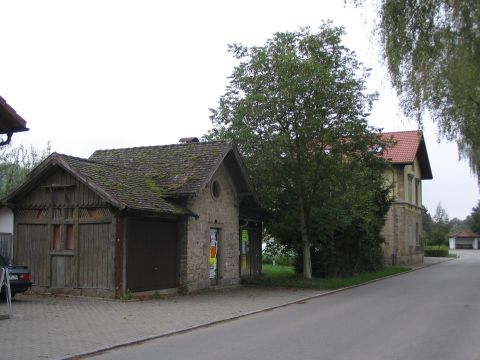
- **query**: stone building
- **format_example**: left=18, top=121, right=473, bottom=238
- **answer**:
left=381, top=131, right=433, bottom=265
left=2, top=139, right=262, bottom=297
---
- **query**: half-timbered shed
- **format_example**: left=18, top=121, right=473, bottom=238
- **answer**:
left=3, top=140, right=262, bottom=297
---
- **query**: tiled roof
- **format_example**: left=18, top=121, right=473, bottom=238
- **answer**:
left=381, top=130, right=433, bottom=180
left=89, top=141, right=233, bottom=197
left=67, top=141, right=234, bottom=214
left=450, top=230, right=480, bottom=238
left=381, top=130, right=422, bottom=163
left=58, top=154, right=190, bottom=215
left=4, top=141, right=252, bottom=216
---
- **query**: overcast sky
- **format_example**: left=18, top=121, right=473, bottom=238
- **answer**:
left=1, top=0, right=478, bottom=219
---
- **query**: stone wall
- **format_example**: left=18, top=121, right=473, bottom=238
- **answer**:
left=382, top=202, right=423, bottom=266
left=181, top=164, right=240, bottom=291
left=382, top=161, right=425, bottom=266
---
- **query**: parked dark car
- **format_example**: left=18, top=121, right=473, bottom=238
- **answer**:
left=0, top=254, right=32, bottom=298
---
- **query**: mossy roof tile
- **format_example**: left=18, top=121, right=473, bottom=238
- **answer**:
left=47, top=141, right=234, bottom=215
left=89, top=141, right=232, bottom=196
left=59, top=154, right=191, bottom=215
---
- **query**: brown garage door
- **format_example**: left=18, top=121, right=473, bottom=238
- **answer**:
left=126, top=219, right=178, bottom=292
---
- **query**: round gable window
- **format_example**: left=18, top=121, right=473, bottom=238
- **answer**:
left=211, top=180, right=221, bottom=199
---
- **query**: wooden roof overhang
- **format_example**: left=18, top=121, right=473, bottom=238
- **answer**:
left=0, top=96, right=29, bottom=146
left=415, top=137, right=433, bottom=180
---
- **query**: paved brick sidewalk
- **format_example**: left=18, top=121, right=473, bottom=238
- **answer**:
left=0, top=257, right=452, bottom=360
left=0, top=286, right=322, bottom=360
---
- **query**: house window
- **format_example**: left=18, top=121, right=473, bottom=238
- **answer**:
left=407, top=175, right=414, bottom=203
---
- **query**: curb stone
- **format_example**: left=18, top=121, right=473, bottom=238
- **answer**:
left=69, top=257, right=454, bottom=360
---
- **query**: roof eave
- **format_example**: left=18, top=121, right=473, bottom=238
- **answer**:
left=123, top=206, right=195, bottom=217
left=0, top=96, right=28, bottom=134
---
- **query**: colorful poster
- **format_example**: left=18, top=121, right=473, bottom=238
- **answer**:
left=241, top=229, right=249, bottom=271
left=241, top=229, right=249, bottom=254
left=209, top=229, right=217, bottom=279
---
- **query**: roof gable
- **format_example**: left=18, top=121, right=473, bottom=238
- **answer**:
left=381, top=130, right=433, bottom=180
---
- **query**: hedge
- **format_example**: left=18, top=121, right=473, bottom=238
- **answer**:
left=424, top=245, right=449, bottom=257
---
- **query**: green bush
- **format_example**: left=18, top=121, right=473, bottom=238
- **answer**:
left=424, top=245, right=449, bottom=257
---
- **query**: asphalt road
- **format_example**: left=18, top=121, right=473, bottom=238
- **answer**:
left=91, top=251, right=480, bottom=360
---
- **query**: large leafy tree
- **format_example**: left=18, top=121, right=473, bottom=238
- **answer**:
left=428, top=203, right=452, bottom=245
left=467, top=200, right=480, bottom=234
left=422, top=205, right=432, bottom=240
left=354, top=0, right=480, bottom=176
left=208, top=24, right=391, bottom=278
left=0, top=143, right=51, bottom=197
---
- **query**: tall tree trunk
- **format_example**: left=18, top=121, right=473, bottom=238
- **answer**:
left=299, top=200, right=312, bottom=279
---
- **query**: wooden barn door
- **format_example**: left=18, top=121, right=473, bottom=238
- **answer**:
left=126, top=219, right=177, bottom=292
left=78, top=223, right=115, bottom=290
left=16, top=224, right=50, bottom=287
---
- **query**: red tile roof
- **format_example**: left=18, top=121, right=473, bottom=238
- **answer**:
left=380, top=130, right=433, bottom=180
left=381, top=130, right=422, bottom=163
left=451, top=230, right=480, bottom=238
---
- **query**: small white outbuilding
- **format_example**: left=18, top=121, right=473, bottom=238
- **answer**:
left=449, top=230, right=480, bottom=250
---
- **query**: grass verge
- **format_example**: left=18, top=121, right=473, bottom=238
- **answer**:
left=243, top=264, right=410, bottom=290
